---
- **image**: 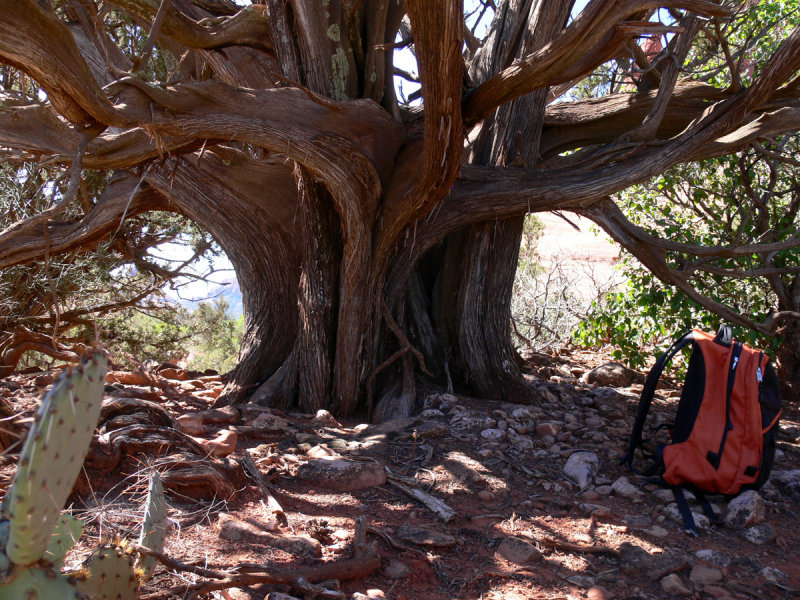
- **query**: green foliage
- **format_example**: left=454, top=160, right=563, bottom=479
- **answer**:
left=577, top=133, right=800, bottom=368
left=185, top=299, right=243, bottom=373
left=102, top=305, right=192, bottom=366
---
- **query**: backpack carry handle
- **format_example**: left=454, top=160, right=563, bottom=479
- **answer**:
left=714, top=324, right=733, bottom=345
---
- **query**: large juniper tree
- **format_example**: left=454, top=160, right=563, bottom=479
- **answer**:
left=1, top=0, right=799, bottom=417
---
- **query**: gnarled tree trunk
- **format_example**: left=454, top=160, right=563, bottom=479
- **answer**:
left=0, top=0, right=799, bottom=416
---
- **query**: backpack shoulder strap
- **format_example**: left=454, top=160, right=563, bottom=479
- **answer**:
left=622, top=329, right=695, bottom=469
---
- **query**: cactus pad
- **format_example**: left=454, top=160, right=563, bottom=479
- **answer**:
left=1, top=565, right=79, bottom=600
left=136, top=471, right=167, bottom=580
left=44, top=512, right=85, bottom=567
left=1, top=351, right=108, bottom=566
left=72, top=543, right=139, bottom=600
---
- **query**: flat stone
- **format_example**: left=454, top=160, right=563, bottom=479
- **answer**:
left=297, top=457, right=386, bottom=491
left=247, top=412, right=289, bottom=431
left=495, top=536, right=542, bottom=565
left=622, top=514, right=651, bottom=528
left=689, top=565, right=723, bottom=586
left=619, top=543, right=688, bottom=580
left=106, top=371, right=153, bottom=386
left=396, top=525, right=456, bottom=548
left=725, top=490, right=765, bottom=529
left=660, top=573, right=691, bottom=596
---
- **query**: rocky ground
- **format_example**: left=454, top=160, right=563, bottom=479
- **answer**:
left=0, top=349, right=799, bottom=600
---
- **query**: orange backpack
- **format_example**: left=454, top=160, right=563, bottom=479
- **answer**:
left=622, top=326, right=782, bottom=535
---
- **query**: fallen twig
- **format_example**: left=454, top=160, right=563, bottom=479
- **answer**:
left=238, top=449, right=287, bottom=525
left=385, top=470, right=456, bottom=522
left=531, top=534, right=620, bottom=558
left=366, top=524, right=427, bottom=557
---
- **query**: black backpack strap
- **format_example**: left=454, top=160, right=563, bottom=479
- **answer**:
left=622, top=329, right=695, bottom=470
left=672, top=485, right=699, bottom=537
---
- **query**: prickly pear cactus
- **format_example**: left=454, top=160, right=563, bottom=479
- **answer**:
left=136, top=472, right=167, bottom=581
left=2, top=565, right=80, bottom=599
left=72, top=543, right=140, bottom=600
left=1, top=351, right=108, bottom=567
left=44, top=512, right=85, bottom=567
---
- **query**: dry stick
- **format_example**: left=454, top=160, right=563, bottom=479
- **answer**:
left=366, top=524, right=427, bottom=557
left=238, top=449, right=287, bottom=525
left=535, top=535, right=620, bottom=558
left=385, top=471, right=457, bottom=522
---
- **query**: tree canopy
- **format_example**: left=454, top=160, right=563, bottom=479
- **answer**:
left=0, top=0, right=799, bottom=416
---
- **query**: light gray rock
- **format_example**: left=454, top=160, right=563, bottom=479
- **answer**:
left=480, top=428, right=506, bottom=441
left=611, top=476, right=641, bottom=498
left=644, top=525, right=668, bottom=538
left=725, top=490, right=765, bottom=529
left=563, top=451, right=599, bottom=489
left=663, top=503, right=711, bottom=532
left=743, top=523, right=775, bottom=545
left=508, top=431, right=534, bottom=452
left=296, top=457, right=386, bottom=491
left=695, top=549, right=731, bottom=568
left=760, top=566, right=787, bottom=583
left=768, top=469, right=800, bottom=487
left=660, top=573, right=691, bottom=596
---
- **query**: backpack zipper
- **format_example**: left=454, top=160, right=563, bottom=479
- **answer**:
left=707, top=341, right=743, bottom=469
